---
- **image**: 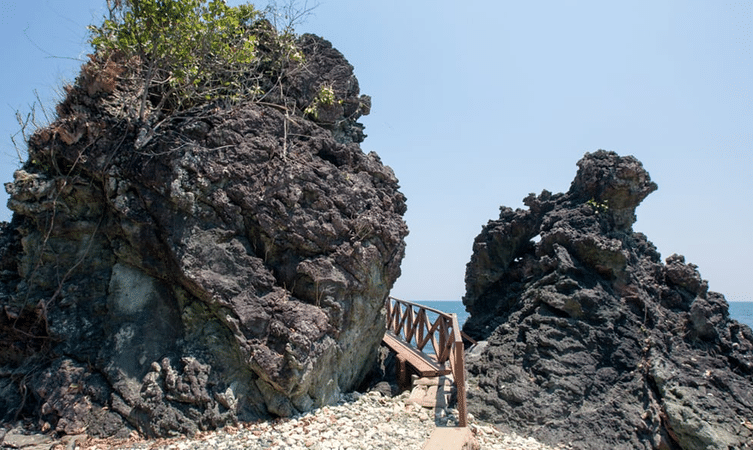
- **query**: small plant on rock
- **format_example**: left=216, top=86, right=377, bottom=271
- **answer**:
left=586, top=197, right=609, bottom=214
left=304, top=84, right=340, bottom=120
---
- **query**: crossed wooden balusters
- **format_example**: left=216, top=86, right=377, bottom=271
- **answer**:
left=382, top=297, right=475, bottom=428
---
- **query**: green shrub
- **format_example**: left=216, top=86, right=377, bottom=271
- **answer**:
left=88, top=0, right=264, bottom=119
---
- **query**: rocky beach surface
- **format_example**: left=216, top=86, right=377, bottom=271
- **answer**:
left=2, top=390, right=571, bottom=450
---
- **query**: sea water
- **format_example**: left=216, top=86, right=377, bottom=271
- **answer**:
left=417, top=301, right=471, bottom=328
left=729, top=301, right=753, bottom=330
left=415, top=300, right=753, bottom=331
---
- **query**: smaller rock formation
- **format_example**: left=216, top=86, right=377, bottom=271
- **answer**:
left=463, top=150, right=753, bottom=450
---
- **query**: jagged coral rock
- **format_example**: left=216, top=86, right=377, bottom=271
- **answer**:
left=0, top=34, right=407, bottom=437
left=463, top=150, right=753, bottom=450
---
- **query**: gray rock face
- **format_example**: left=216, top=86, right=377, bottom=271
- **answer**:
left=463, top=150, right=753, bottom=450
left=0, top=34, right=407, bottom=438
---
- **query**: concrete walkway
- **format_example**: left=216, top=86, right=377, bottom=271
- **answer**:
left=408, top=376, right=480, bottom=450
left=423, top=427, right=479, bottom=450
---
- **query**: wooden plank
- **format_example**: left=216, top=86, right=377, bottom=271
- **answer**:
left=382, top=332, right=451, bottom=377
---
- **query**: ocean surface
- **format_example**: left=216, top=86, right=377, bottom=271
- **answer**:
left=729, top=301, right=753, bottom=330
left=415, top=300, right=753, bottom=331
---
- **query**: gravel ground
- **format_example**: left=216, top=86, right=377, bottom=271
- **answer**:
left=71, top=390, right=571, bottom=450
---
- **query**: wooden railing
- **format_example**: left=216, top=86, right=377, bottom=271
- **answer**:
left=384, top=297, right=469, bottom=427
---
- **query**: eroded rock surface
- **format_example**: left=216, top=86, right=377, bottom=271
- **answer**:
left=0, top=34, right=407, bottom=438
left=463, top=150, right=753, bottom=450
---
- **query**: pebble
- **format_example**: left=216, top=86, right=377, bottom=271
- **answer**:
left=76, top=391, right=570, bottom=450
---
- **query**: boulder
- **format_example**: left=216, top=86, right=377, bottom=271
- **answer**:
left=0, top=34, right=407, bottom=438
left=463, top=150, right=753, bottom=450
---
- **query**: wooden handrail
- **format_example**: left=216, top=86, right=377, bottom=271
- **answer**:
left=384, top=297, right=468, bottom=427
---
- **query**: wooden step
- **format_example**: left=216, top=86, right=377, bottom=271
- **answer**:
left=382, top=332, right=452, bottom=377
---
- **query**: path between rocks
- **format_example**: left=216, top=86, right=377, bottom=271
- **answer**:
left=2, top=391, right=571, bottom=450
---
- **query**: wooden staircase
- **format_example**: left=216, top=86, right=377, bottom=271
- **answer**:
left=381, top=297, right=475, bottom=428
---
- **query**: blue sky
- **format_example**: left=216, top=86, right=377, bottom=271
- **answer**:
left=1, top=1, right=751, bottom=302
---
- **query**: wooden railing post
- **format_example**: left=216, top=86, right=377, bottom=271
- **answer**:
left=450, top=313, right=467, bottom=427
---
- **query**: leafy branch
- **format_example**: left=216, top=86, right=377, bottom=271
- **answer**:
left=88, top=0, right=262, bottom=121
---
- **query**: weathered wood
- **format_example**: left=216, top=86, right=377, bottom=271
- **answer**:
left=382, top=332, right=451, bottom=377
left=382, top=297, right=468, bottom=427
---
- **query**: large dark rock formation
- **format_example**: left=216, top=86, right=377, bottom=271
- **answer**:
left=463, top=151, right=753, bottom=450
left=0, top=34, right=407, bottom=438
